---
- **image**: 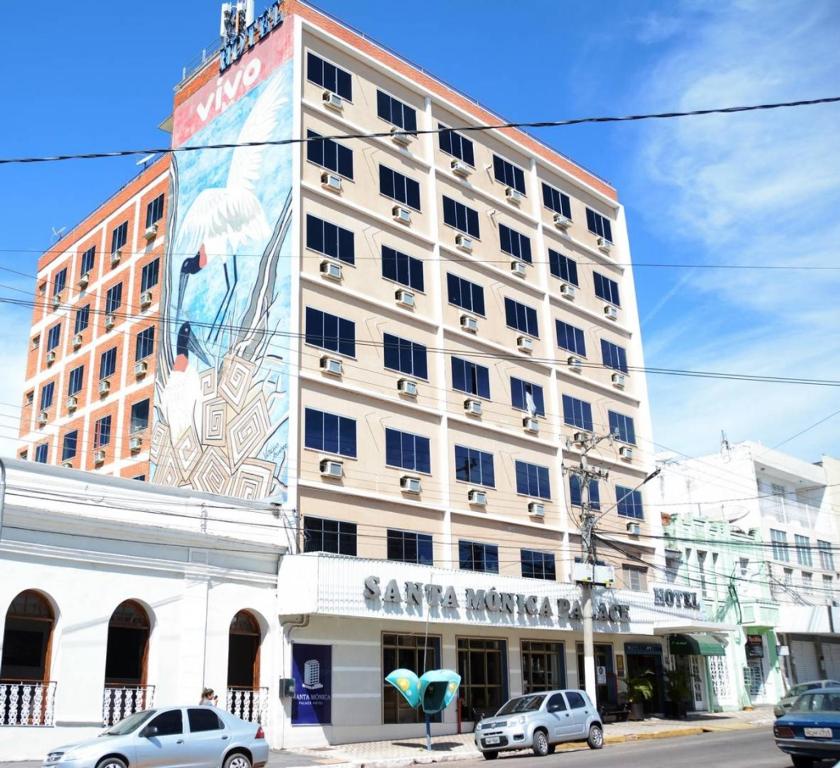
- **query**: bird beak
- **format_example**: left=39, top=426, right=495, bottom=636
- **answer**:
left=176, top=271, right=188, bottom=319
left=188, top=332, right=212, bottom=367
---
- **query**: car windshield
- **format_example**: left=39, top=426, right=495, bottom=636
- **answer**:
left=497, top=695, right=546, bottom=715
left=103, top=709, right=155, bottom=735
left=792, top=693, right=840, bottom=713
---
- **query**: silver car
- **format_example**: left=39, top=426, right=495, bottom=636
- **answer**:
left=42, top=706, right=269, bottom=768
left=775, top=680, right=840, bottom=718
left=474, top=690, right=604, bottom=759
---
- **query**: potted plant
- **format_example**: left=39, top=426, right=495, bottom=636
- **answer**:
left=665, top=667, right=692, bottom=719
left=625, top=672, right=655, bottom=721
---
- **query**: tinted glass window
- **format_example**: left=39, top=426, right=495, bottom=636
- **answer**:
left=451, top=357, right=490, bottom=398
left=556, top=321, right=586, bottom=356
left=188, top=708, right=223, bottom=732
left=385, top=428, right=431, bottom=473
left=383, top=333, right=428, bottom=379
left=379, top=166, right=421, bottom=210
left=548, top=250, right=578, bottom=285
left=510, top=377, right=545, bottom=416
left=439, top=125, right=475, bottom=165
left=377, top=90, right=417, bottom=132
left=504, top=298, right=539, bottom=337
left=306, top=215, right=355, bottom=264
left=382, top=246, right=424, bottom=291
left=493, top=155, right=526, bottom=194
left=447, top=274, right=485, bottom=315
left=565, top=691, right=586, bottom=709
left=305, top=307, right=355, bottom=357
left=594, top=272, right=621, bottom=306
left=499, top=224, right=532, bottom=262
left=547, top=693, right=567, bottom=712
left=306, top=53, right=352, bottom=100
left=148, top=709, right=183, bottom=736
left=304, top=408, right=357, bottom=458
left=454, top=445, right=495, bottom=487
left=307, top=130, right=354, bottom=179
left=542, top=183, right=571, bottom=218
left=586, top=208, right=613, bottom=242
left=387, top=530, right=433, bottom=565
left=442, top=196, right=480, bottom=238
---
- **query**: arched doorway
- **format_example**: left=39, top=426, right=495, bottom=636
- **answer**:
left=1, top=590, right=57, bottom=726
left=226, top=610, right=265, bottom=723
left=102, top=600, right=153, bottom=726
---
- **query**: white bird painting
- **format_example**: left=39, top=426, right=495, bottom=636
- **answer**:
left=161, top=321, right=212, bottom=445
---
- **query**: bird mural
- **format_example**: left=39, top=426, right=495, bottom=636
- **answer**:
left=160, top=321, right=212, bottom=444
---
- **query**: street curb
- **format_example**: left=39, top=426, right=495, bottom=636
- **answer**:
left=605, top=726, right=705, bottom=743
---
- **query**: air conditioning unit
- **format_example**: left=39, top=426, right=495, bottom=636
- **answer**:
left=597, top=237, right=612, bottom=254
left=505, top=187, right=523, bottom=205
left=560, top=283, right=576, bottom=300
left=455, top=234, right=473, bottom=253
left=61, top=460, right=72, bottom=469
left=129, top=435, right=143, bottom=452
left=553, top=213, right=572, bottom=230
left=322, top=90, right=343, bottom=111
left=398, top=378, right=418, bottom=397
left=319, top=458, right=343, bottom=478
left=321, top=172, right=342, bottom=193
left=46, top=350, right=56, bottom=365
left=460, top=314, right=478, bottom=333
left=144, top=224, right=158, bottom=241
left=619, top=446, right=634, bottom=461
left=105, top=314, right=116, bottom=330
left=516, top=336, right=533, bottom=353
left=66, top=396, right=78, bottom=412
left=573, top=431, right=588, bottom=444
left=93, top=449, right=105, bottom=465
left=395, top=289, right=415, bottom=308
left=400, top=475, right=422, bottom=494
left=523, top=416, right=539, bottom=434
left=468, top=489, right=487, bottom=506
left=140, top=290, right=153, bottom=308
left=320, top=356, right=343, bottom=376
left=320, top=260, right=343, bottom=281
left=464, top=398, right=482, bottom=416
left=110, top=249, right=121, bottom=267
left=73, top=333, right=83, bottom=349
left=451, top=159, right=471, bottom=178
left=611, top=372, right=626, bottom=389
left=78, top=272, right=89, bottom=289
left=529, top=502, right=545, bottom=518
left=37, top=410, right=48, bottom=426
left=393, top=206, right=411, bottom=225
left=510, top=260, right=527, bottom=277
left=134, top=360, right=148, bottom=377
left=626, top=521, right=641, bottom=536
left=390, top=127, right=412, bottom=147
left=604, top=305, right=618, bottom=321
left=567, top=356, right=583, bottom=372
left=99, top=379, right=110, bottom=396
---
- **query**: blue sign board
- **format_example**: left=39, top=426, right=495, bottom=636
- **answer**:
left=292, top=643, right=332, bottom=725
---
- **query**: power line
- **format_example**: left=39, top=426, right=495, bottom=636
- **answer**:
left=772, top=407, right=840, bottom=450
left=0, top=96, right=837, bottom=166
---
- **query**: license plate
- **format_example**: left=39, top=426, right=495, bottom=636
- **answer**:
left=804, top=727, right=833, bottom=738
left=484, top=736, right=501, bottom=745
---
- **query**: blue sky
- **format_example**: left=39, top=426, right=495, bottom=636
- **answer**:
left=1, top=0, right=838, bottom=463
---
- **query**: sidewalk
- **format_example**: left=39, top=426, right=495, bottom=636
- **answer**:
left=271, top=707, right=775, bottom=767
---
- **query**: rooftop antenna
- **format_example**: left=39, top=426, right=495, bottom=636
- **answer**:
left=720, top=429, right=731, bottom=461
left=136, top=153, right=156, bottom=170
left=220, top=2, right=233, bottom=38
left=50, top=226, right=66, bottom=242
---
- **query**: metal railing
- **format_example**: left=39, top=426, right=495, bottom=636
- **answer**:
left=0, top=681, right=57, bottom=726
left=102, top=685, right=155, bottom=727
left=226, top=687, right=268, bottom=723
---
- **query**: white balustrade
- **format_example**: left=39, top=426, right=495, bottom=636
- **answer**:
left=0, top=681, right=57, bottom=726
left=102, top=685, right=155, bottom=726
left=225, top=687, right=268, bottom=723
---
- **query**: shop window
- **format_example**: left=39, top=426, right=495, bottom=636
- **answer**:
left=521, top=641, right=566, bottom=693
left=458, top=637, right=507, bottom=719
left=382, top=634, right=440, bottom=724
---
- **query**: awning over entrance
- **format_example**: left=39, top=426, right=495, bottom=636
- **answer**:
left=669, top=633, right=726, bottom=656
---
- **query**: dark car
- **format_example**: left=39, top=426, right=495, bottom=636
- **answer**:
left=773, top=687, right=840, bottom=768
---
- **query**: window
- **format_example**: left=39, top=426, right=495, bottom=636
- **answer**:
left=31, top=334, right=40, bottom=349
left=458, top=637, right=507, bottom=714
left=140, top=259, right=160, bottom=292
left=387, top=530, right=433, bottom=565
left=665, top=552, right=681, bottom=582
left=801, top=572, right=813, bottom=594
left=100, top=347, right=117, bottom=379
left=383, top=333, right=427, bottom=379
left=187, top=708, right=223, bottom=733
left=105, top=283, right=123, bottom=314
left=74, top=305, right=90, bottom=334
left=379, top=165, right=421, bottom=210
left=622, top=566, right=645, bottom=591
left=306, top=214, right=354, bottom=264
left=68, top=366, right=84, bottom=396
left=586, top=208, right=613, bottom=242
left=593, top=272, right=620, bottom=306
left=305, top=307, right=355, bottom=357
left=522, top=642, right=566, bottom=693
left=601, top=340, right=628, bottom=373
left=147, top=709, right=183, bottom=736
left=451, top=357, right=490, bottom=398
left=616, top=486, right=644, bottom=519
left=80, top=246, right=95, bottom=276
left=818, top=541, right=834, bottom=571
left=377, top=90, right=416, bottom=131
left=40, top=382, right=55, bottom=410
left=111, top=221, right=128, bottom=253
left=492, top=155, right=526, bottom=194
left=307, top=130, right=353, bottom=178
left=94, top=415, right=112, bottom=448
left=385, top=428, right=431, bottom=473
left=438, top=125, right=475, bottom=166
left=131, top=399, right=150, bottom=433
left=34, top=443, right=48, bottom=463
left=542, top=183, right=572, bottom=218
left=446, top=273, right=485, bottom=315
left=442, top=196, right=480, bottom=238
left=515, top=461, right=551, bottom=499
left=135, top=327, right=155, bottom=361
left=795, top=534, right=813, bottom=567
left=770, top=529, right=789, bottom=562
left=61, top=431, right=78, bottom=461
left=562, top=394, right=593, bottom=431
left=556, top=321, right=586, bottom=356
left=608, top=411, right=636, bottom=444
left=382, top=245, right=424, bottom=291
left=384, top=635, right=440, bottom=724
left=510, top=377, right=545, bottom=416
left=25, top=391, right=34, bottom=406
left=521, top=550, right=556, bottom=580
left=304, top=408, right=357, bottom=457
left=145, top=194, right=164, bottom=228
left=454, top=445, right=495, bottom=487
left=303, top=516, right=357, bottom=555
left=697, top=552, right=709, bottom=597
left=459, top=541, right=499, bottom=573
left=499, top=224, right=532, bottom=262
left=824, top=575, right=833, bottom=594
left=739, top=558, right=750, bottom=578
left=306, top=52, right=352, bottom=100
left=504, top=298, right=539, bottom=337
left=46, top=324, right=61, bottom=351
left=53, top=268, right=67, bottom=297
left=569, top=475, right=601, bottom=510
left=783, top=567, right=794, bottom=587
left=548, top=250, right=578, bottom=285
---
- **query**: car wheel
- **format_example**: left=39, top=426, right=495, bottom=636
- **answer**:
left=97, top=759, right=128, bottom=768
left=546, top=744, right=556, bottom=754
left=791, top=757, right=813, bottom=768
left=532, top=729, right=550, bottom=757
left=224, top=752, right=253, bottom=768
left=587, top=723, right=604, bottom=750
left=482, top=751, right=499, bottom=760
